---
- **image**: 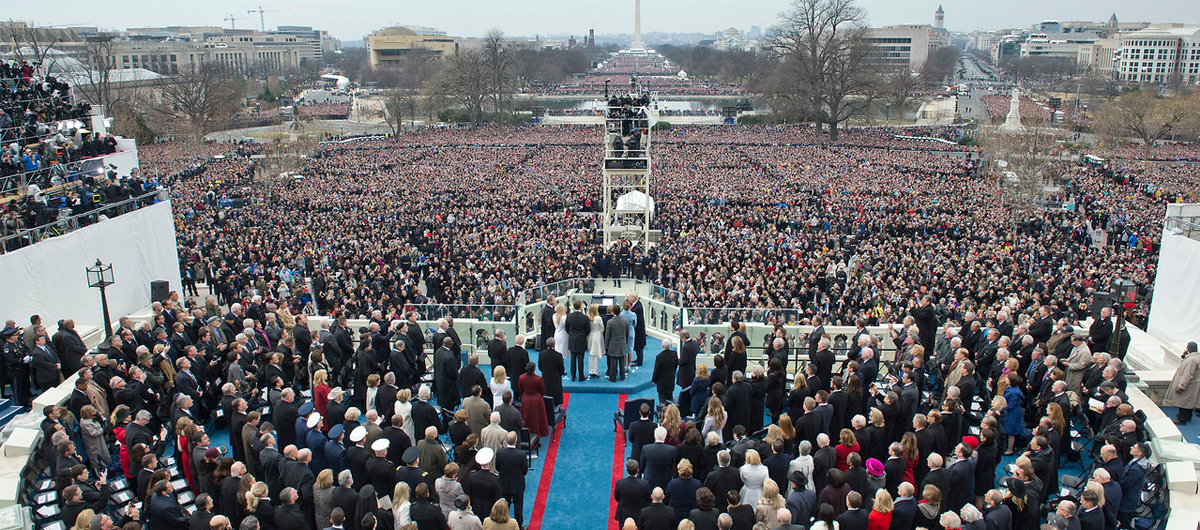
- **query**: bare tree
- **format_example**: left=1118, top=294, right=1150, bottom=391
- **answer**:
left=151, top=63, right=241, bottom=141
left=73, top=37, right=124, bottom=111
left=982, top=123, right=1061, bottom=225
left=432, top=49, right=488, bottom=124
left=482, top=28, right=517, bottom=127
left=765, top=0, right=877, bottom=140
left=1095, top=88, right=1200, bottom=148
left=382, top=89, right=419, bottom=134
left=6, top=22, right=65, bottom=73
left=877, top=64, right=919, bottom=121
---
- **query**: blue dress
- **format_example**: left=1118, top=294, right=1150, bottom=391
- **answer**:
left=621, top=309, right=637, bottom=357
left=1002, top=385, right=1025, bottom=435
left=689, top=377, right=711, bottom=416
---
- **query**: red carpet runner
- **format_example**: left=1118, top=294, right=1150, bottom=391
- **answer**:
left=608, top=393, right=629, bottom=530
left=528, top=392, right=571, bottom=530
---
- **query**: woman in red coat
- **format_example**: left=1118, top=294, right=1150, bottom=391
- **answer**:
left=519, top=362, right=550, bottom=437
left=835, top=429, right=860, bottom=472
left=867, top=489, right=894, bottom=530
left=312, top=369, right=331, bottom=415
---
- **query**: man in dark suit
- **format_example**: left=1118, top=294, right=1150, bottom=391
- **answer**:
left=794, top=398, right=822, bottom=449
left=614, top=460, right=651, bottom=526
left=651, top=340, right=679, bottom=406
left=919, top=453, right=950, bottom=504
left=724, top=371, right=753, bottom=440
left=812, top=435, right=837, bottom=492
left=809, top=316, right=826, bottom=357
left=376, top=373, right=398, bottom=422
left=565, top=301, right=591, bottom=381
left=220, top=462, right=248, bottom=526
left=52, top=320, right=88, bottom=375
left=677, top=331, right=698, bottom=399
left=764, top=439, right=792, bottom=488
left=884, top=444, right=907, bottom=496
left=538, top=340, right=565, bottom=405
left=891, top=482, right=918, bottom=530
left=284, top=449, right=318, bottom=519
left=464, top=448, right=504, bottom=520
left=640, top=428, right=677, bottom=491
left=538, top=297, right=557, bottom=351
left=433, top=337, right=460, bottom=409
left=627, top=403, right=657, bottom=462
left=488, top=330, right=509, bottom=379
left=293, top=315, right=312, bottom=359
left=912, top=415, right=937, bottom=484
left=946, top=444, right=977, bottom=513
left=332, top=473, right=360, bottom=528
left=1029, top=306, right=1054, bottom=345
left=984, top=489, right=1014, bottom=530
left=274, top=487, right=307, bottom=530
left=148, top=480, right=189, bottom=529
left=461, top=355, right=491, bottom=407
left=836, top=492, right=868, bottom=530
left=275, top=389, right=300, bottom=450
left=1077, top=490, right=1105, bottom=530
left=506, top=337, right=530, bottom=396
left=370, top=322, right=392, bottom=365
left=811, top=335, right=836, bottom=392
left=411, top=387, right=444, bottom=436
left=638, top=488, right=675, bottom=530
left=1089, top=307, right=1113, bottom=353
left=703, top=450, right=743, bottom=512
left=496, top=432, right=529, bottom=526
left=190, top=493, right=215, bottom=530
left=629, top=294, right=647, bottom=366
left=910, top=295, right=940, bottom=354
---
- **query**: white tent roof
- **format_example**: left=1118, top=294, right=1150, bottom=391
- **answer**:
left=616, top=191, right=655, bottom=217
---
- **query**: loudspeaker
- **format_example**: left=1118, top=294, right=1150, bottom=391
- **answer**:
left=150, top=280, right=170, bottom=303
left=1091, top=291, right=1112, bottom=320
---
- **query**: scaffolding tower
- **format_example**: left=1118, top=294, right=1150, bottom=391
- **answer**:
left=601, top=77, right=659, bottom=249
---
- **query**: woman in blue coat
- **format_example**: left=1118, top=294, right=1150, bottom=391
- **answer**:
left=1001, top=373, right=1025, bottom=455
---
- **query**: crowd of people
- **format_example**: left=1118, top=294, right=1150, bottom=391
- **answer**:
left=8, top=280, right=1163, bottom=530
left=141, top=123, right=1180, bottom=333
left=3, top=104, right=1194, bottom=530
left=526, top=76, right=746, bottom=97
left=12, top=293, right=554, bottom=530
left=612, top=306, right=1155, bottom=530
left=1, top=60, right=101, bottom=190
left=981, top=95, right=1045, bottom=122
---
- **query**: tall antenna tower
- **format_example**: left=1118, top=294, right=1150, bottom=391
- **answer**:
left=601, top=76, right=659, bottom=249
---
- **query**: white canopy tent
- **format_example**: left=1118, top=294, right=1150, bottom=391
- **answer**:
left=615, top=191, right=655, bottom=217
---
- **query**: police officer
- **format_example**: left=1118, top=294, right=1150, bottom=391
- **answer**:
left=2, top=327, right=32, bottom=407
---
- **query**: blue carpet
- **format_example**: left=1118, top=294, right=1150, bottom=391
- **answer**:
left=562, top=337, right=663, bottom=394
left=537, top=393, right=620, bottom=530
left=1158, top=406, right=1200, bottom=443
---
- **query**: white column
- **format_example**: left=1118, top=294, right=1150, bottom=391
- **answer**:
left=633, top=0, right=644, bottom=49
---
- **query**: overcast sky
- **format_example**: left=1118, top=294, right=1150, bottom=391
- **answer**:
left=6, top=0, right=1198, bottom=41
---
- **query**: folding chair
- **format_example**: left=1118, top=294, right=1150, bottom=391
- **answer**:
left=613, top=398, right=654, bottom=432
left=518, top=428, right=534, bottom=463
left=545, top=396, right=567, bottom=442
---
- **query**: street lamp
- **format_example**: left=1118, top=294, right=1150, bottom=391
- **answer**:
left=1109, top=278, right=1137, bottom=356
left=605, top=78, right=611, bottom=99
left=86, top=259, right=115, bottom=339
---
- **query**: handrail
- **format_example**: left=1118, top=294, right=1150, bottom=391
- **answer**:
left=0, top=149, right=126, bottom=197
left=0, top=189, right=165, bottom=253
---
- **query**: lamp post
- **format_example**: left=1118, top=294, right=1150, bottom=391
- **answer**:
left=86, top=259, right=115, bottom=339
left=605, top=78, right=611, bottom=99
left=1110, top=278, right=1137, bottom=357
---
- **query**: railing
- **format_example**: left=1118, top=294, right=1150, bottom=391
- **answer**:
left=1, top=150, right=122, bottom=196
left=1165, top=215, right=1200, bottom=243
left=518, top=277, right=685, bottom=307
left=0, top=189, right=166, bottom=253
